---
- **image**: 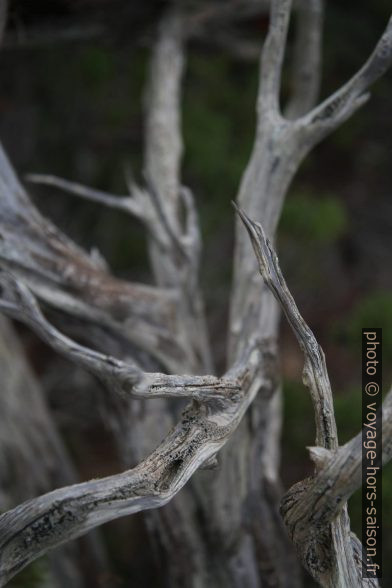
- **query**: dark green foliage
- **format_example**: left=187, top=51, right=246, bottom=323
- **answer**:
left=79, top=47, right=115, bottom=88
left=280, top=191, right=348, bottom=244
left=183, top=54, right=257, bottom=235
left=8, top=558, right=50, bottom=588
left=337, top=291, right=392, bottom=364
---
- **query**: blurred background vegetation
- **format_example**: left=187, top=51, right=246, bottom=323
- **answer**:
left=1, top=0, right=392, bottom=585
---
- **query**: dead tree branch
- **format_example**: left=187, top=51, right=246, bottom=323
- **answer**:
left=0, top=280, right=269, bottom=585
left=0, top=270, right=239, bottom=403
left=26, top=174, right=146, bottom=219
left=0, top=2, right=392, bottom=587
left=0, top=317, right=92, bottom=588
left=285, top=0, right=324, bottom=118
left=235, top=207, right=391, bottom=587
left=233, top=203, right=338, bottom=451
left=0, top=142, right=196, bottom=373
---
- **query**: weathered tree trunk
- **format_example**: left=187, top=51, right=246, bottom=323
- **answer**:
left=0, top=1, right=392, bottom=587
left=0, top=317, right=107, bottom=587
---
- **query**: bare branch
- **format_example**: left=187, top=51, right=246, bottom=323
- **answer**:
left=285, top=0, right=324, bottom=119
left=144, top=10, right=185, bottom=226
left=235, top=204, right=391, bottom=586
left=142, top=9, right=192, bottom=284
left=143, top=173, right=190, bottom=262
left=0, top=271, right=239, bottom=403
left=0, top=331, right=268, bottom=587
left=0, top=421, right=221, bottom=587
left=234, top=203, right=338, bottom=450
left=258, top=0, right=293, bottom=117
left=229, top=8, right=392, bottom=362
left=26, top=174, right=145, bottom=219
left=26, top=173, right=198, bottom=259
left=143, top=9, right=212, bottom=373
left=293, top=388, right=392, bottom=528
left=301, top=15, right=392, bottom=137
left=0, top=315, right=108, bottom=586
left=138, top=372, right=242, bottom=402
left=281, top=389, right=392, bottom=586
left=0, top=140, right=202, bottom=372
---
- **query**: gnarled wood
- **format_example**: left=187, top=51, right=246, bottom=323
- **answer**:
left=0, top=2, right=391, bottom=587
left=235, top=207, right=390, bottom=587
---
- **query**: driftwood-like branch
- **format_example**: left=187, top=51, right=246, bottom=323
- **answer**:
left=0, top=3, right=391, bottom=587
left=299, top=15, right=392, bottom=142
left=224, top=12, right=392, bottom=582
left=22, top=10, right=211, bottom=376
left=0, top=317, right=86, bottom=588
left=285, top=0, right=324, bottom=118
left=26, top=174, right=145, bottom=219
left=235, top=206, right=391, bottom=587
left=144, top=11, right=184, bottom=228
left=258, top=0, right=292, bottom=117
left=280, top=389, right=392, bottom=588
left=0, top=316, right=108, bottom=588
left=0, top=141, right=201, bottom=373
left=234, top=204, right=338, bottom=451
left=284, top=389, right=392, bottom=531
left=0, top=314, right=268, bottom=586
left=142, top=10, right=212, bottom=372
left=0, top=271, right=239, bottom=403
left=26, top=173, right=201, bottom=265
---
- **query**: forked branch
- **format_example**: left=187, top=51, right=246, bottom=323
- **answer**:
left=26, top=174, right=146, bottom=219
left=0, top=271, right=239, bottom=403
left=0, top=300, right=267, bottom=587
left=299, top=15, right=392, bottom=140
left=23, top=8, right=211, bottom=374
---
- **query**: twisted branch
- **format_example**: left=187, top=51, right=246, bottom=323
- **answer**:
left=0, top=270, right=268, bottom=585
left=233, top=203, right=338, bottom=451
left=234, top=205, right=391, bottom=587
left=0, top=271, right=239, bottom=403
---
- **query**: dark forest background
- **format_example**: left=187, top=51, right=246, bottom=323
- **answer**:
left=1, top=0, right=392, bottom=586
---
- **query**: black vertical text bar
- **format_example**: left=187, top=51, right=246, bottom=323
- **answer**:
left=362, top=328, right=382, bottom=579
